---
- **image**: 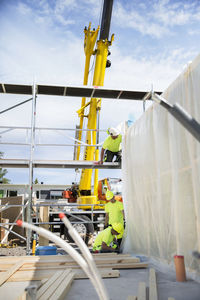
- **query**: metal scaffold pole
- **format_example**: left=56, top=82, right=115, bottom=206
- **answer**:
left=27, top=83, right=37, bottom=255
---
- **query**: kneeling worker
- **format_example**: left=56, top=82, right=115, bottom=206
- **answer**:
left=93, top=223, right=124, bottom=253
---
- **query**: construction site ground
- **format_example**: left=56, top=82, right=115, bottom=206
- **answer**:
left=0, top=252, right=200, bottom=300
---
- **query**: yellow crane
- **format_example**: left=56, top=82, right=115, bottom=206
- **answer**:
left=60, top=1, right=122, bottom=244
left=76, top=0, right=114, bottom=209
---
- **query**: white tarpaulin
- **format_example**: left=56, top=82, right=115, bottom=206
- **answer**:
left=122, top=54, right=200, bottom=275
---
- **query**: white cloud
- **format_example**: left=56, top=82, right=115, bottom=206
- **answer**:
left=36, top=0, right=52, bottom=14
left=106, top=45, right=197, bottom=91
left=114, top=1, right=200, bottom=38
left=55, top=0, right=77, bottom=13
left=17, top=2, right=32, bottom=15
left=0, top=19, right=85, bottom=85
left=188, top=29, right=200, bottom=36
left=152, top=0, right=191, bottom=26
left=1, top=0, right=200, bottom=184
left=16, top=0, right=101, bottom=29
left=114, top=2, right=169, bottom=38
left=55, top=14, right=75, bottom=26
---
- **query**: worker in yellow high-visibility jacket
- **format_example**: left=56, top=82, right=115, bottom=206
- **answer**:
left=93, top=222, right=124, bottom=253
left=98, top=127, right=122, bottom=164
left=104, top=190, right=125, bottom=246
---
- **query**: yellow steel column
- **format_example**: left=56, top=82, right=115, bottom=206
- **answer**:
left=76, top=24, right=99, bottom=161
left=79, top=36, right=113, bottom=196
left=92, top=39, right=113, bottom=198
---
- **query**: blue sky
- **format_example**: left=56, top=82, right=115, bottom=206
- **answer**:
left=0, top=0, right=200, bottom=184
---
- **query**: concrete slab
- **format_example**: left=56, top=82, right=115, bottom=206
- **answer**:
left=0, top=258, right=200, bottom=300
left=66, top=262, right=200, bottom=300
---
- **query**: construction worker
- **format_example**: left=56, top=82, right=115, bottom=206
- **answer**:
left=105, top=190, right=124, bottom=246
left=93, top=222, right=124, bottom=253
left=70, top=182, right=79, bottom=199
left=98, top=127, right=122, bottom=164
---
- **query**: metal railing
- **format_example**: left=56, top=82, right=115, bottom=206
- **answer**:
left=0, top=200, right=106, bottom=252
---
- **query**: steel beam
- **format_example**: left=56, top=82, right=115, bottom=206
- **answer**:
left=0, top=83, right=161, bottom=100
left=0, top=159, right=120, bottom=169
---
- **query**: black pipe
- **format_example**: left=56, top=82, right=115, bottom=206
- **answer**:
left=0, top=97, right=33, bottom=114
left=99, top=0, right=114, bottom=40
left=159, top=100, right=200, bottom=143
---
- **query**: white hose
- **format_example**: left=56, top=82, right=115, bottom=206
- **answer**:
left=17, top=220, right=106, bottom=300
left=60, top=214, right=109, bottom=300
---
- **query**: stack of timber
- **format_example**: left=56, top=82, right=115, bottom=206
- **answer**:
left=0, top=253, right=148, bottom=283
left=18, top=269, right=75, bottom=300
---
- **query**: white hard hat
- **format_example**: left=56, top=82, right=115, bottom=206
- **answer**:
left=109, top=127, right=119, bottom=136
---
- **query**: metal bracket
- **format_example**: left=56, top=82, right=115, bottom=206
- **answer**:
left=25, top=284, right=38, bottom=300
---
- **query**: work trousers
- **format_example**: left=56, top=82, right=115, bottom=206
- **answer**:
left=104, top=150, right=121, bottom=162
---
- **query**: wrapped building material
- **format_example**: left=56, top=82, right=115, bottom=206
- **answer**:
left=122, top=54, right=200, bottom=275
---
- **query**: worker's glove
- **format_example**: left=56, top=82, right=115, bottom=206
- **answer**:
left=112, top=238, right=119, bottom=249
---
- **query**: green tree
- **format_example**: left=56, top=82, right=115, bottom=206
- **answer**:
left=34, top=178, right=39, bottom=184
left=0, top=151, right=10, bottom=183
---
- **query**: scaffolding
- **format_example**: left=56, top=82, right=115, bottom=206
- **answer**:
left=0, top=200, right=106, bottom=247
left=1, top=83, right=144, bottom=253
left=2, top=82, right=200, bottom=255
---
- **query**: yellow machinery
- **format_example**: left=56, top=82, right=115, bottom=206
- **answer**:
left=76, top=0, right=114, bottom=209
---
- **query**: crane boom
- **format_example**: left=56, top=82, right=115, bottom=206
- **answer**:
left=100, top=0, right=113, bottom=40
left=76, top=0, right=114, bottom=208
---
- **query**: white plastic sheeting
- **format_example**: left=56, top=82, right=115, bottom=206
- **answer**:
left=122, top=54, right=200, bottom=275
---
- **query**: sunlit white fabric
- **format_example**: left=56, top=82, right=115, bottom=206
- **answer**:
left=122, top=54, right=200, bottom=275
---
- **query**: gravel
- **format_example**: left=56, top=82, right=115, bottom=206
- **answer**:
left=0, top=246, right=26, bottom=256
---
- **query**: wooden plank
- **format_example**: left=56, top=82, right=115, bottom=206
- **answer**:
left=1, top=196, right=25, bottom=241
left=49, top=271, right=75, bottom=300
left=0, top=256, right=140, bottom=270
left=36, top=270, right=63, bottom=299
left=17, top=291, right=28, bottom=300
left=0, top=253, right=134, bottom=263
left=0, top=260, right=23, bottom=286
left=103, top=262, right=148, bottom=269
left=0, top=218, right=9, bottom=243
left=38, top=269, right=74, bottom=300
left=8, top=268, right=120, bottom=282
left=149, top=268, right=158, bottom=300
left=127, top=296, right=137, bottom=300
left=1, top=253, right=132, bottom=260
left=39, top=206, right=49, bottom=246
left=74, top=268, right=120, bottom=279
left=138, top=282, right=146, bottom=300
left=38, top=270, right=70, bottom=300
left=1, top=262, right=147, bottom=273
left=92, top=253, right=132, bottom=258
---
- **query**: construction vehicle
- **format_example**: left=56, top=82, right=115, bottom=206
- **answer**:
left=98, top=178, right=122, bottom=202
left=48, top=177, right=123, bottom=244
left=50, top=0, right=122, bottom=244
left=62, top=178, right=122, bottom=203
